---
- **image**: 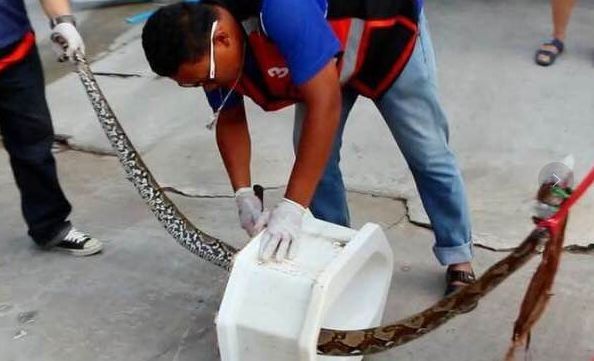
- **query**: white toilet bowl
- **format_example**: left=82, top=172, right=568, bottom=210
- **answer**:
left=216, top=213, right=394, bottom=361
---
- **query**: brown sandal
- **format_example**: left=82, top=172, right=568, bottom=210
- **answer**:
left=445, top=267, right=478, bottom=313
left=445, top=267, right=476, bottom=296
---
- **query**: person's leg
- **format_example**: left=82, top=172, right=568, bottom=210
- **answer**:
left=374, top=12, right=473, bottom=276
left=0, top=46, right=72, bottom=247
left=551, top=0, right=576, bottom=41
left=535, top=0, right=577, bottom=66
left=293, top=87, right=358, bottom=227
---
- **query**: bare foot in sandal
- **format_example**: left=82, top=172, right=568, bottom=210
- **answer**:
left=535, top=38, right=564, bottom=66
left=445, top=262, right=475, bottom=296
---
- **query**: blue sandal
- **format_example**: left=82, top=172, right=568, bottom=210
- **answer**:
left=535, top=38, right=564, bottom=66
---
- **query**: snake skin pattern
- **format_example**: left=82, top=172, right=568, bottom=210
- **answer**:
left=317, top=226, right=553, bottom=356
left=317, top=182, right=569, bottom=356
left=74, top=54, right=237, bottom=271
left=74, top=54, right=568, bottom=357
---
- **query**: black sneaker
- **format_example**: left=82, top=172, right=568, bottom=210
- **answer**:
left=52, top=227, right=103, bottom=256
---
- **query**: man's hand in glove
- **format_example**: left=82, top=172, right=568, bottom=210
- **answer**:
left=235, top=187, right=265, bottom=237
left=257, top=198, right=305, bottom=262
left=50, top=17, right=85, bottom=62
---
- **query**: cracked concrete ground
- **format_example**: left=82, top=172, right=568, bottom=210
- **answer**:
left=1, top=150, right=593, bottom=361
left=1, top=0, right=593, bottom=360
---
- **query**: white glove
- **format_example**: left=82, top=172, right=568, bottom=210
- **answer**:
left=50, top=22, right=85, bottom=62
left=235, top=187, right=264, bottom=237
left=258, top=198, right=305, bottom=263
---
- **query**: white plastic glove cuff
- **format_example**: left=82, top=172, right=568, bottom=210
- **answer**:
left=280, top=197, right=306, bottom=213
left=234, top=187, right=254, bottom=197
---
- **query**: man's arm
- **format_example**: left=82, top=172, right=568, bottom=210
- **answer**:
left=216, top=103, right=252, bottom=192
left=39, top=0, right=72, bottom=19
left=256, top=63, right=341, bottom=261
left=39, top=0, right=85, bottom=61
left=249, top=0, right=342, bottom=261
left=217, top=103, right=268, bottom=237
left=259, top=0, right=342, bottom=208
left=286, top=60, right=341, bottom=208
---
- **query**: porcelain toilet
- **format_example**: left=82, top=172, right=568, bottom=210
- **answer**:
left=216, top=213, right=394, bottom=361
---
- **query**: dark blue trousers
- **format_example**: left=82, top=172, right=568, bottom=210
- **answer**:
left=0, top=42, right=71, bottom=246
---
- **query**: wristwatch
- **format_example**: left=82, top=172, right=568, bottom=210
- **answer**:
left=50, top=15, right=77, bottom=29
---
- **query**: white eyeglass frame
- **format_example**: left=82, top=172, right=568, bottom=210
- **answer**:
left=208, top=20, right=218, bottom=80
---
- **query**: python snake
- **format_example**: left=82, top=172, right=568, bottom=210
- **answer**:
left=74, top=54, right=237, bottom=271
left=74, top=54, right=572, bottom=357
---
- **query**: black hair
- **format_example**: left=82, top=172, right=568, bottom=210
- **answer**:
left=142, top=2, right=218, bottom=77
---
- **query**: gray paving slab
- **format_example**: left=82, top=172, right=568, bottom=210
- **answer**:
left=428, top=0, right=594, bottom=249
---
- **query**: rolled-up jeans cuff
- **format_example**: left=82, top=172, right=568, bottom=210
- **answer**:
left=433, top=241, right=474, bottom=266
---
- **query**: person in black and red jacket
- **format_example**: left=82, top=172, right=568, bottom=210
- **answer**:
left=0, top=0, right=103, bottom=256
left=142, top=0, right=475, bottom=297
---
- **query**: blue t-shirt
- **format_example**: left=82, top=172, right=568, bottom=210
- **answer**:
left=206, top=0, right=423, bottom=112
left=0, top=0, right=32, bottom=49
left=206, top=0, right=340, bottom=111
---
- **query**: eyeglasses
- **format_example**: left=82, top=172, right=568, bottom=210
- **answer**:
left=178, top=20, right=219, bottom=88
left=208, top=20, right=218, bottom=80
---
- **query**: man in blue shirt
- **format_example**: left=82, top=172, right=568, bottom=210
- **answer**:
left=142, top=0, right=475, bottom=296
left=0, top=0, right=103, bottom=255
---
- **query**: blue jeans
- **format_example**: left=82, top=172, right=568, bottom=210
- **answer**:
left=293, top=13, right=473, bottom=266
